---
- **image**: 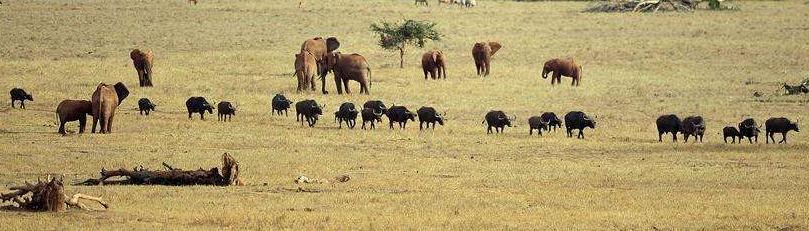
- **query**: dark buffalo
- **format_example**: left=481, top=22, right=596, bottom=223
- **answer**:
left=217, top=101, right=236, bottom=122
left=295, top=99, right=323, bottom=127
left=681, top=116, right=705, bottom=142
left=138, top=98, right=156, bottom=115
left=334, top=102, right=358, bottom=129
left=765, top=117, right=800, bottom=144
left=416, top=106, right=445, bottom=130
left=483, top=110, right=512, bottom=134
left=186, top=97, right=214, bottom=120
left=738, top=118, right=761, bottom=144
left=723, top=126, right=743, bottom=144
left=540, top=112, right=562, bottom=132
left=361, top=108, right=384, bottom=130
left=10, top=88, right=33, bottom=109
left=564, top=111, right=595, bottom=139
left=656, top=114, right=681, bottom=142
left=271, top=94, right=293, bottom=116
left=528, top=116, right=550, bottom=136
left=386, top=105, right=416, bottom=129
left=363, top=100, right=388, bottom=115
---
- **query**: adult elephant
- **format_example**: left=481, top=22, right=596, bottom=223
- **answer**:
left=91, top=82, right=129, bottom=134
left=472, top=42, right=502, bottom=77
left=421, top=50, right=447, bottom=80
left=130, top=49, right=154, bottom=87
left=294, top=51, right=317, bottom=92
left=327, top=52, right=371, bottom=95
left=542, top=58, right=582, bottom=86
left=300, top=37, right=340, bottom=94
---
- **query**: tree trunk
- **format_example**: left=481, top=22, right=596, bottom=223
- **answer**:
left=399, top=46, right=406, bottom=69
left=77, top=153, right=243, bottom=186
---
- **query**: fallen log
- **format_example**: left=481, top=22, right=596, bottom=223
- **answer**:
left=585, top=0, right=701, bottom=13
left=1, top=175, right=109, bottom=212
left=78, top=152, right=244, bottom=186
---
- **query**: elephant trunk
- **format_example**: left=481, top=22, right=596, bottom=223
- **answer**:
left=541, top=67, right=549, bottom=79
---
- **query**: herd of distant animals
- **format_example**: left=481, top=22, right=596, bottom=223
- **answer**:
left=4, top=35, right=801, bottom=143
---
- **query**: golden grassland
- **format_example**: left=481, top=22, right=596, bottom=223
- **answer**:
left=1, top=0, right=808, bottom=229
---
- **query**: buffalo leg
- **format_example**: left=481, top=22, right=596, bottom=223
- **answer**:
left=420, top=122, right=424, bottom=131
left=684, top=134, right=689, bottom=142
left=766, top=132, right=772, bottom=143
left=529, top=128, right=533, bottom=135
left=59, top=121, right=67, bottom=134
left=672, top=133, right=678, bottom=142
left=21, top=100, right=25, bottom=109
left=188, top=112, right=192, bottom=119
left=200, top=112, right=205, bottom=121
left=754, top=135, right=758, bottom=143
left=11, top=100, right=15, bottom=108
left=779, top=133, right=787, bottom=143
left=487, top=126, right=492, bottom=134
left=578, top=130, right=584, bottom=139
left=424, top=69, right=428, bottom=80
left=371, top=121, right=376, bottom=130
left=431, top=122, right=436, bottom=130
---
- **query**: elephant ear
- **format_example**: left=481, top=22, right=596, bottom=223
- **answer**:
left=113, top=82, right=130, bottom=105
left=130, top=49, right=140, bottom=60
left=326, top=37, right=340, bottom=53
left=488, top=42, right=502, bottom=56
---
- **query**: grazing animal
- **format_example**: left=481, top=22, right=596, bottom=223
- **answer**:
left=681, top=116, right=706, bottom=142
left=185, top=97, right=215, bottom=120
left=738, top=118, right=761, bottom=144
left=765, top=117, right=800, bottom=144
left=130, top=49, right=154, bottom=87
left=300, top=37, right=340, bottom=94
left=271, top=94, right=293, bottom=116
left=9, top=88, right=33, bottom=109
left=483, top=110, right=512, bottom=134
left=56, top=100, right=93, bottom=134
left=138, top=98, right=156, bottom=115
left=542, top=58, right=583, bottom=86
left=722, top=126, right=743, bottom=144
left=334, top=102, right=359, bottom=129
left=361, top=108, right=384, bottom=130
left=295, top=51, right=318, bottom=92
left=326, top=52, right=372, bottom=94
left=386, top=105, right=416, bottom=129
left=188, top=0, right=197, bottom=5
left=463, top=0, right=476, bottom=7
left=91, top=82, right=129, bottom=134
left=656, top=114, right=682, bottom=142
left=421, top=50, right=447, bottom=80
left=540, top=112, right=562, bottom=132
left=782, top=83, right=808, bottom=95
left=415, top=0, right=428, bottom=5
left=295, top=99, right=323, bottom=127
left=472, top=42, right=502, bottom=77
left=528, top=116, right=550, bottom=136
left=363, top=100, right=388, bottom=115
left=416, top=107, right=445, bottom=130
left=217, top=101, right=236, bottom=122
left=564, top=111, right=596, bottom=139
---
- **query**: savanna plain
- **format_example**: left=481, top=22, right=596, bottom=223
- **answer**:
left=1, top=0, right=808, bottom=229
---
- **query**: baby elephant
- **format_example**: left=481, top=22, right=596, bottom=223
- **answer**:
left=56, top=100, right=93, bottom=134
left=10, top=88, right=34, bottom=109
left=138, top=98, right=157, bottom=115
left=218, top=101, right=236, bottom=121
left=722, top=126, right=743, bottom=144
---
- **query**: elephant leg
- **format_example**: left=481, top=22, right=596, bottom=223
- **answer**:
left=107, top=114, right=114, bottom=133
left=334, top=75, right=344, bottom=94
left=475, top=63, right=481, bottom=76
left=319, top=62, right=329, bottom=94
left=343, top=78, right=351, bottom=94
left=310, top=76, right=316, bottom=91
left=431, top=68, right=437, bottom=80
left=91, top=116, right=98, bottom=133
left=424, top=69, right=429, bottom=80
left=137, top=69, right=145, bottom=87
left=361, top=79, right=370, bottom=95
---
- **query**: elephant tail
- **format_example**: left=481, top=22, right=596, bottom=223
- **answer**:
left=99, top=96, right=106, bottom=125
left=367, top=67, right=372, bottom=87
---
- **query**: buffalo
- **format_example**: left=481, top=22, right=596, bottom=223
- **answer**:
left=138, top=98, right=156, bottom=115
left=334, top=102, right=358, bottom=129
left=10, top=88, right=33, bottom=109
left=186, top=97, right=214, bottom=120
left=483, top=110, right=512, bottom=134
left=217, top=101, right=236, bottom=122
left=723, top=126, right=743, bottom=144
left=386, top=105, right=416, bottom=129
left=271, top=94, right=293, bottom=116
left=363, top=100, right=388, bottom=115
left=416, top=106, right=445, bottom=130
left=765, top=117, right=800, bottom=144
left=528, top=116, right=550, bottom=136
left=295, top=99, right=323, bottom=127
left=681, top=116, right=705, bottom=142
left=564, top=111, right=595, bottom=139
left=540, top=112, right=562, bottom=132
left=738, top=118, right=761, bottom=144
left=361, top=108, right=384, bottom=130
left=656, top=114, right=681, bottom=142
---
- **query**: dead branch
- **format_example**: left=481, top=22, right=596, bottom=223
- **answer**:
left=78, top=153, right=243, bottom=186
left=2, top=176, right=108, bottom=212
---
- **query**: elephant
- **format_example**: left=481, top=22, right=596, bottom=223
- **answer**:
left=542, top=58, right=582, bottom=86
left=91, top=82, right=129, bottom=134
left=294, top=51, right=318, bottom=92
left=327, top=52, right=372, bottom=95
left=421, top=50, right=447, bottom=80
left=56, top=99, right=93, bottom=134
left=300, top=37, right=340, bottom=94
left=130, top=49, right=154, bottom=87
left=472, top=42, right=502, bottom=77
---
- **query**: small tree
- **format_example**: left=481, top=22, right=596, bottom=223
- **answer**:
left=370, top=20, right=441, bottom=68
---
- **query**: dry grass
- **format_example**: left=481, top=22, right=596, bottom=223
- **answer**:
left=1, top=0, right=808, bottom=229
